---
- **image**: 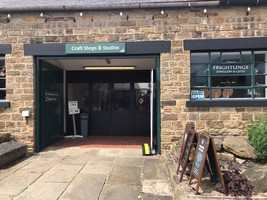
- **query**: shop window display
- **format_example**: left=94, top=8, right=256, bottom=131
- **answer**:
left=190, top=51, right=267, bottom=100
left=0, top=57, right=6, bottom=99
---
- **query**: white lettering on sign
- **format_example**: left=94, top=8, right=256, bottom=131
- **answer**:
left=191, top=91, right=205, bottom=100
left=71, top=46, right=83, bottom=51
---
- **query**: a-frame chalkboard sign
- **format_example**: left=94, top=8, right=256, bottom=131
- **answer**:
left=189, top=134, right=227, bottom=195
left=207, top=138, right=227, bottom=195
left=177, top=124, right=197, bottom=182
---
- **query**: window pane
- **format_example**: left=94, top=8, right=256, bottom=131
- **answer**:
left=241, top=51, right=252, bottom=62
left=114, top=83, right=130, bottom=90
left=211, top=52, right=220, bottom=63
left=191, top=53, right=209, bottom=63
left=135, top=83, right=150, bottom=112
left=254, top=88, right=267, bottom=98
left=222, top=88, right=251, bottom=98
left=255, top=62, right=267, bottom=75
left=0, top=58, right=6, bottom=100
left=222, top=52, right=240, bottom=63
left=255, top=75, right=267, bottom=86
left=113, top=83, right=130, bottom=111
left=211, top=76, right=251, bottom=87
left=191, top=76, right=208, bottom=87
left=191, top=64, right=209, bottom=76
left=0, top=79, right=6, bottom=88
left=0, top=90, right=6, bottom=99
left=68, top=83, right=89, bottom=112
left=92, top=83, right=109, bottom=111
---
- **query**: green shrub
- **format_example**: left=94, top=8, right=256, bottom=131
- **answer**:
left=247, top=115, right=267, bottom=162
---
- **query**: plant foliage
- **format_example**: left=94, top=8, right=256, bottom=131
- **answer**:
left=222, top=162, right=254, bottom=200
left=247, top=114, right=267, bottom=162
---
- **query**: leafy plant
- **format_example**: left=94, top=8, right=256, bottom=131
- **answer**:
left=247, top=114, right=267, bottom=162
left=222, top=162, right=254, bottom=200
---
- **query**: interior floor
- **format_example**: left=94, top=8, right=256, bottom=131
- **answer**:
left=52, top=136, right=153, bottom=149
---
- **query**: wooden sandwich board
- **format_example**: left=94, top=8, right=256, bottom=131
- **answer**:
left=177, top=125, right=197, bottom=182
left=189, top=134, right=227, bottom=195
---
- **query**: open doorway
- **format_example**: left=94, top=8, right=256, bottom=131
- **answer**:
left=35, top=56, right=160, bottom=151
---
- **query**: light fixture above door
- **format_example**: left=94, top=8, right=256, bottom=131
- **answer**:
left=83, top=66, right=136, bottom=70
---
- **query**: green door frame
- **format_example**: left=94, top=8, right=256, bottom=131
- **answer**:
left=35, top=57, right=41, bottom=152
left=34, top=55, right=161, bottom=153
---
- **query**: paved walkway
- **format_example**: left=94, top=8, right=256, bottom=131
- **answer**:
left=0, top=147, right=174, bottom=200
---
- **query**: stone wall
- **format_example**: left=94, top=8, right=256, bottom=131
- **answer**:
left=0, top=7, right=266, bottom=151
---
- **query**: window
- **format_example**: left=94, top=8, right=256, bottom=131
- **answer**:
left=190, top=51, right=267, bottom=100
left=0, top=56, right=6, bottom=100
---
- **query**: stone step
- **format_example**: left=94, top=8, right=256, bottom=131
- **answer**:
left=0, top=141, right=27, bottom=168
left=0, top=133, right=11, bottom=144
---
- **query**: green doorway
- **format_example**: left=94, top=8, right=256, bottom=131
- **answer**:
left=35, top=60, right=64, bottom=152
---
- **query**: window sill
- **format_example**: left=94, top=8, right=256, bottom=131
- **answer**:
left=0, top=100, right=10, bottom=108
left=186, top=99, right=267, bottom=107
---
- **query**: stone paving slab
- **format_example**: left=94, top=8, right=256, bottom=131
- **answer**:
left=18, top=160, right=56, bottom=173
left=115, top=156, right=143, bottom=167
left=0, top=194, right=12, bottom=200
left=108, top=165, right=142, bottom=186
left=60, top=152, right=92, bottom=165
left=59, top=174, right=106, bottom=200
left=0, top=172, right=42, bottom=196
left=143, top=157, right=169, bottom=180
left=120, top=148, right=143, bottom=157
left=99, top=183, right=141, bottom=200
left=142, top=179, right=173, bottom=196
left=38, top=163, right=83, bottom=182
left=80, top=160, right=115, bottom=175
left=14, top=182, right=68, bottom=200
left=0, top=147, right=175, bottom=200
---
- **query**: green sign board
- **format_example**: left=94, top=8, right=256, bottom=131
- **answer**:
left=65, top=43, right=126, bottom=54
left=211, top=64, right=251, bottom=75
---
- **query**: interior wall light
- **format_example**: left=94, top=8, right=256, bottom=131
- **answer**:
left=40, top=12, right=44, bottom=17
left=120, top=11, right=123, bottom=16
left=80, top=12, right=83, bottom=17
left=7, top=14, right=11, bottom=19
left=161, top=10, right=165, bottom=15
left=83, top=66, right=136, bottom=70
left=246, top=6, right=251, bottom=15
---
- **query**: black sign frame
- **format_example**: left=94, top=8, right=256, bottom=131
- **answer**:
left=177, top=126, right=196, bottom=182
left=189, top=134, right=210, bottom=194
left=207, top=138, right=227, bottom=195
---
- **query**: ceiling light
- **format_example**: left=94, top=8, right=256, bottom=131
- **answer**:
left=83, top=66, right=136, bottom=70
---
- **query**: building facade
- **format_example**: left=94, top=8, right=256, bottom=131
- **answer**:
left=0, top=1, right=267, bottom=152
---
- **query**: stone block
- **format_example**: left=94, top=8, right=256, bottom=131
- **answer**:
left=223, top=137, right=257, bottom=159
left=0, top=133, right=11, bottom=143
left=0, top=141, right=27, bottom=168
